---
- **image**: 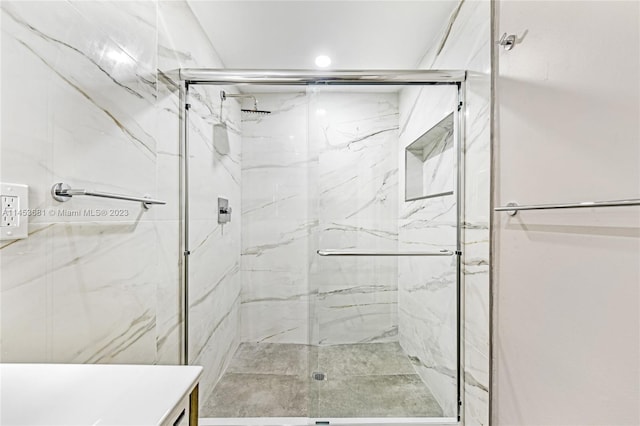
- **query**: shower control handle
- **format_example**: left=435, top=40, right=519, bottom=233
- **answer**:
left=218, top=197, right=232, bottom=224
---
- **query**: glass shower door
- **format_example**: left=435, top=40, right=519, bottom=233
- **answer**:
left=309, top=85, right=460, bottom=420
left=195, top=86, right=317, bottom=420
left=187, top=80, right=462, bottom=423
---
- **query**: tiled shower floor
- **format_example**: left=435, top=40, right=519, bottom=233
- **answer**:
left=201, top=342, right=444, bottom=418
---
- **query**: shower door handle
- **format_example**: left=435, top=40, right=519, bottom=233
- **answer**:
left=316, top=249, right=454, bottom=257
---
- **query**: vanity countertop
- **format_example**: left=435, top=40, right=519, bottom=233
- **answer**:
left=0, top=363, right=203, bottom=425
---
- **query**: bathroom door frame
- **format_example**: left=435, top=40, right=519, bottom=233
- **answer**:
left=178, top=69, right=468, bottom=425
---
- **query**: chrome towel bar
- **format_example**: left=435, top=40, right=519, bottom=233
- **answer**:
left=51, top=182, right=166, bottom=209
left=317, top=249, right=454, bottom=257
left=495, top=199, right=640, bottom=216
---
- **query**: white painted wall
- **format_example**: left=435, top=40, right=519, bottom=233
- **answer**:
left=493, top=1, right=640, bottom=424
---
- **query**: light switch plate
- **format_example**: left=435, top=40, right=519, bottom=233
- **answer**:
left=1, top=183, right=29, bottom=240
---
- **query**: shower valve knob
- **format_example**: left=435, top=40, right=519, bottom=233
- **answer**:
left=218, top=197, right=232, bottom=223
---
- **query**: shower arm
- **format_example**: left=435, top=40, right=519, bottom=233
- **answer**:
left=220, top=90, right=258, bottom=110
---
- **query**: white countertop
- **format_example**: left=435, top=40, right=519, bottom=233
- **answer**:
left=0, top=363, right=203, bottom=426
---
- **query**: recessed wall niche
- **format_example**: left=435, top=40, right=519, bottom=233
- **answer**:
left=405, top=111, right=455, bottom=201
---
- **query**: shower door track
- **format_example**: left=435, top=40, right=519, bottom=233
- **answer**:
left=200, top=417, right=459, bottom=426
left=178, top=69, right=468, bottom=425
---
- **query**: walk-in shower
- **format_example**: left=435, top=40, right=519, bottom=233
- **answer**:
left=177, top=69, right=467, bottom=425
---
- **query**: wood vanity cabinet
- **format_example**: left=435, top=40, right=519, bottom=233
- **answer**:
left=163, top=384, right=199, bottom=426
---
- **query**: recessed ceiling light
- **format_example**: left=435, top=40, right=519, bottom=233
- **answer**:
left=315, top=55, right=331, bottom=68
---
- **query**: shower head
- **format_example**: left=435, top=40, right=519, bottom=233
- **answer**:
left=220, top=90, right=271, bottom=115
left=241, top=108, right=271, bottom=115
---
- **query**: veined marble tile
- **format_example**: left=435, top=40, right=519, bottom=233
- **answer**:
left=464, top=72, right=491, bottom=225
left=154, top=220, right=182, bottom=365
left=153, top=151, right=181, bottom=223
left=398, top=278, right=457, bottom=416
left=48, top=221, right=158, bottom=364
left=240, top=218, right=313, bottom=344
left=157, top=0, right=227, bottom=70
left=241, top=269, right=310, bottom=303
left=240, top=91, right=402, bottom=348
left=0, top=224, right=54, bottom=362
left=2, top=5, right=158, bottom=225
left=1, top=2, right=157, bottom=126
left=463, top=223, right=490, bottom=423
left=312, top=93, right=399, bottom=222
left=2, top=2, right=157, bottom=103
left=157, top=4, right=243, bottom=404
left=319, top=218, right=398, bottom=249
left=68, top=1, right=157, bottom=73
left=155, top=73, right=182, bottom=155
left=241, top=299, right=310, bottom=344
left=408, top=127, right=456, bottom=202
left=417, top=0, right=490, bottom=73
left=399, top=86, right=458, bottom=146
left=0, top=32, right=54, bottom=216
left=241, top=92, right=312, bottom=226
left=0, top=0, right=247, bottom=409
left=312, top=93, right=400, bottom=346
left=317, top=161, right=399, bottom=221
left=153, top=72, right=182, bottom=224
left=242, top=218, right=314, bottom=260
left=186, top=193, right=241, bottom=402
left=241, top=93, right=308, bottom=147
left=314, top=256, right=398, bottom=293
left=241, top=89, right=317, bottom=344
left=154, top=3, right=240, bottom=375
left=188, top=257, right=240, bottom=354
left=240, top=91, right=313, bottom=345
left=187, top=85, right=242, bottom=177
left=317, top=285, right=398, bottom=345
left=48, top=65, right=158, bottom=222
left=242, top=168, right=312, bottom=221
left=192, top=299, right=240, bottom=404
left=412, top=0, right=491, bottom=422
left=398, top=82, right=461, bottom=418
left=241, top=267, right=311, bottom=344
left=315, top=218, right=399, bottom=345
left=188, top=220, right=241, bottom=302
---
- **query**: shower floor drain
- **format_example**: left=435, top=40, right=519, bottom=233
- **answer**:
left=311, top=372, right=327, bottom=381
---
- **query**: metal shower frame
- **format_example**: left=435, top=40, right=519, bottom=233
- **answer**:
left=178, top=69, right=468, bottom=425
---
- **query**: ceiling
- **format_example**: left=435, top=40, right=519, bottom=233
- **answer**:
left=187, top=1, right=459, bottom=70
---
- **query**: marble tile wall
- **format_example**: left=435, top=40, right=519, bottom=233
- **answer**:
left=0, top=0, right=242, bottom=407
left=398, top=85, right=459, bottom=418
left=1, top=0, right=159, bottom=364
left=240, top=92, right=313, bottom=344
left=240, top=91, right=400, bottom=347
left=398, top=0, right=491, bottom=423
left=157, top=1, right=242, bottom=404
left=310, top=91, right=400, bottom=346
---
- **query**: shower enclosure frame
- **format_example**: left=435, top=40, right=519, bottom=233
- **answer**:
left=177, top=69, right=467, bottom=425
